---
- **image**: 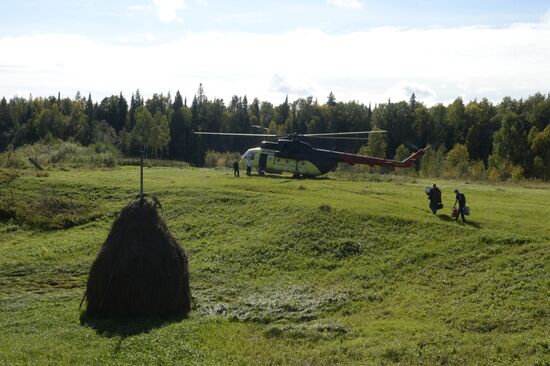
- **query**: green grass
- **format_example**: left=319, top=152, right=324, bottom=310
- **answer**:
left=0, top=166, right=548, bottom=365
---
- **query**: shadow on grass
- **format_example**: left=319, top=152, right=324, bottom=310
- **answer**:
left=464, top=220, right=481, bottom=228
left=437, top=214, right=454, bottom=222
left=80, top=313, right=185, bottom=338
left=437, top=214, right=481, bottom=228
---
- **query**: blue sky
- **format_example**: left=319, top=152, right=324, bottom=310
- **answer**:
left=3, top=0, right=549, bottom=38
left=1, top=0, right=550, bottom=104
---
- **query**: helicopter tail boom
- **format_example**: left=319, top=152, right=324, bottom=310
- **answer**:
left=336, top=147, right=428, bottom=168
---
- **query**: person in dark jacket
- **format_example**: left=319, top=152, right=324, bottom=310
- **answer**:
left=233, top=160, right=240, bottom=177
left=427, top=184, right=442, bottom=214
left=453, top=189, right=467, bottom=222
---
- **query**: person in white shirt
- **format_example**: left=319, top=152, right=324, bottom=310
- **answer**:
left=246, top=158, right=252, bottom=176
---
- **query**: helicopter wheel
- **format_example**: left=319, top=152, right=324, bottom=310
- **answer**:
left=292, top=172, right=301, bottom=179
left=258, top=171, right=266, bottom=176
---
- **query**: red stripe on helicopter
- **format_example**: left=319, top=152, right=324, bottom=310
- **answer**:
left=336, top=148, right=426, bottom=168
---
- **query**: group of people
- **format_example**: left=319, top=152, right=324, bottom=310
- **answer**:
left=233, top=159, right=251, bottom=177
left=426, top=184, right=468, bottom=222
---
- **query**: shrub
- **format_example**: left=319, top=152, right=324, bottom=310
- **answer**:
left=393, top=144, right=413, bottom=175
left=0, top=141, right=120, bottom=169
left=488, top=167, right=501, bottom=181
left=419, top=145, right=446, bottom=178
left=203, top=150, right=241, bottom=168
left=444, top=144, right=470, bottom=178
left=488, top=155, right=524, bottom=181
left=0, top=151, right=27, bottom=169
left=469, top=160, right=488, bottom=181
left=511, top=165, right=524, bottom=182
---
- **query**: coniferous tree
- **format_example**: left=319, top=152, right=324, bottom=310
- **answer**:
left=249, top=97, right=260, bottom=126
left=0, top=97, right=12, bottom=150
left=327, top=92, right=336, bottom=108
left=117, top=92, right=128, bottom=132
left=169, top=91, right=188, bottom=159
left=277, top=96, right=290, bottom=125
left=85, top=93, right=94, bottom=125
left=173, top=90, right=184, bottom=110
left=128, top=89, right=144, bottom=132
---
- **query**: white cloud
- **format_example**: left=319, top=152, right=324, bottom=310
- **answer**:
left=543, top=10, right=550, bottom=24
left=144, top=32, right=156, bottom=41
left=153, top=0, right=185, bottom=23
left=270, top=74, right=315, bottom=96
left=128, top=0, right=204, bottom=23
left=1, top=19, right=550, bottom=105
left=327, top=0, right=362, bottom=10
left=386, top=81, right=437, bottom=103
left=126, top=4, right=152, bottom=18
left=115, top=33, right=157, bottom=43
left=128, top=5, right=150, bottom=12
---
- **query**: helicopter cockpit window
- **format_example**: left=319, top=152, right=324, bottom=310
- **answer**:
left=242, top=151, right=255, bottom=160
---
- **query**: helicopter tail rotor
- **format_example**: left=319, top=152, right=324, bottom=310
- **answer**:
left=402, top=146, right=429, bottom=166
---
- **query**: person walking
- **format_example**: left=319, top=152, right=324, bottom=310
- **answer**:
left=428, top=184, right=442, bottom=215
left=246, top=158, right=252, bottom=176
left=233, top=160, right=240, bottom=177
left=453, top=189, right=467, bottom=223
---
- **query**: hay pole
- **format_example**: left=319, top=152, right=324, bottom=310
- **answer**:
left=140, top=149, right=144, bottom=204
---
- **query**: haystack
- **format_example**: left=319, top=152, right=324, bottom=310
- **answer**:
left=84, top=198, right=190, bottom=318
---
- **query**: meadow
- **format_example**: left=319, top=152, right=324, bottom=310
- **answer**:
left=0, top=166, right=548, bottom=365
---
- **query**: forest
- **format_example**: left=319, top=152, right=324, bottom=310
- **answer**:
left=0, top=84, right=549, bottom=180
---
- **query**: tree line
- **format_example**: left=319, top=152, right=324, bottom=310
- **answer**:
left=0, top=84, right=549, bottom=180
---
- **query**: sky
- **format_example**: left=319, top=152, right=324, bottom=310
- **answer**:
left=1, top=0, right=550, bottom=105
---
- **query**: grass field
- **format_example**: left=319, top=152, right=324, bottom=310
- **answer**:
left=0, top=166, right=549, bottom=365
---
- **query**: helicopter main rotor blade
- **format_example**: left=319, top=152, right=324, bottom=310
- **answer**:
left=250, top=125, right=269, bottom=132
left=303, top=136, right=370, bottom=140
left=194, top=131, right=277, bottom=137
left=302, top=130, right=387, bottom=137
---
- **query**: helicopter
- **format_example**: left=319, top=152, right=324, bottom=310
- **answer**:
left=194, top=130, right=427, bottom=178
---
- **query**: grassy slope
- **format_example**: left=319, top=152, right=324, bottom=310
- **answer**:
left=0, top=167, right=548, bottom=365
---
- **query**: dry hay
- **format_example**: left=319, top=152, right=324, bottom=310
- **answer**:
left=84, top=198, right=190, bottom=318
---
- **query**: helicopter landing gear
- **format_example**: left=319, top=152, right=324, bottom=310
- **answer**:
left=258, top=170, right=266, bottom=176
left=292, top=172, right=301, bottom=179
